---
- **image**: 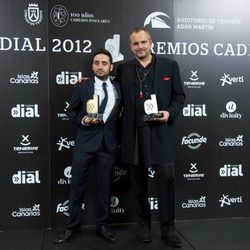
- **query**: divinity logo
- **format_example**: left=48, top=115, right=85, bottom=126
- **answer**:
left=220, top=101, right=242, bottom=119
left=220, top=73, right=244, bottom=86
left=110, top=196, right=125, bottom=214
left=219, top=194, right=243, bottom=207
left=144, top=12, right=171, bottom=29
left=58, top=166, right=72, bottom=185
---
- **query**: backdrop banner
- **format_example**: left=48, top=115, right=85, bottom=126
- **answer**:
left=0, top=0, right=249, bottom=229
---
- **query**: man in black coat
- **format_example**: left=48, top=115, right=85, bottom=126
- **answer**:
left=54, top=49, right=121, bottom=244
left=116, top=28, right=185, bottom=248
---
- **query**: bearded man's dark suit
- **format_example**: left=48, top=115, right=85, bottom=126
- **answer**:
left=66, top=77, right=121, bottom=230
left=116, top=55, right=185, bottom=235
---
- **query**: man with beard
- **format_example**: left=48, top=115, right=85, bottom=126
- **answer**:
left=116, top=28, right=185, bottom=248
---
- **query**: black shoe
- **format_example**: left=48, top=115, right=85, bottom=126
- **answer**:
left=162, top=231, right=182, bottom=248
left=96, top=226, right=117, bottom=243
left=54, top=228, right=81, bottom=244
left=136, top=226, right=152, bottom=243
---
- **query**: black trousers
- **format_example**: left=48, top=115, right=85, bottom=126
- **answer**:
left=66, top=145, right=116, bottom=230
left=130, top=163, right=175, bottom=235
left=130, top=126, right=175, bottom=235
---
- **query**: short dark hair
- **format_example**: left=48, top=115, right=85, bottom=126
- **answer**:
left=92, top=48, right=113, bottom=64
left=129, top=27, right=151, bottom=43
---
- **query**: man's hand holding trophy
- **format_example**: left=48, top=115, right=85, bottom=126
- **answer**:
left=143, top=94, right=169, bottom=123
left=82, top=94, right=103, bottom=125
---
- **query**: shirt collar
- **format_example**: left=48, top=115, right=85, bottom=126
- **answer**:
left=94, top=76, right=111, bottom=87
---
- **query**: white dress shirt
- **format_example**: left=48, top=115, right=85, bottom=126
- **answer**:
left=94, top=76, right=116, bottom=123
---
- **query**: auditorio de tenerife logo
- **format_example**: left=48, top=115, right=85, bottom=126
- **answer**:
left=144, top=12, right=171, bottom=29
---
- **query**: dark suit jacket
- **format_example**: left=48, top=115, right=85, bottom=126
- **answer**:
left=116, top=56, right=185, bottom=164
left=67, top=77, right=121, bottom=154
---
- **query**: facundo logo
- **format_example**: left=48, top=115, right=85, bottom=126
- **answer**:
left=219, top=164, right=243, bottom=177
left=182, top=196, right=206, bottom=209
left=220, top=73, right=245, bottom=86
left=105, top=34, right=124, bottom=63
left=10, top=71, right=39, bottom=84
left=113, top=166, right=128, bottom=183
left=219, top=135, right=243, bottom=147
left=110, top=196, right=125, bottom=214
left=12, top=170, right=41, bottom=184
left=12, top=204, right=40, bottom=217
left=183, top=163, right=205, bottom=181
left=50, top=5, right=69, bottom=27
left=144, top=12, right=171, bottom=29
left=184, top=70, right=206, bottom=88
left=56, top=200, right=84, bottom=216
left=219, top=194, right=243, bottom=207
left=56, top=137, right=75, bottom=151
left=148, top=197, right=158, bottom=210
left=11, top=104, right=40, bottom=118
left=56, top=71, right=83, bottom=85
left=181, top=133, right=207, bottom=149
left=24, top=3, right=43, bottom=26
left=57, top=101, right=69, bottom=120
left=58, top=166, right=72, bottom=185
left=183, top=104, right=207, bottom=117
left=13, top=135, right=39, bottom=154
left=220, top=101, right=242, bottom=119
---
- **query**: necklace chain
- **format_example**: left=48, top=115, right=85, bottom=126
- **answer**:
left=135, top=57, right=154, bottom=99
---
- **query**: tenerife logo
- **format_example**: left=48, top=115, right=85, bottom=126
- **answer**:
left=50, top=5, right=69, bottom=27
left=56, top=137, right=75, bottom=151
left=220, top=101, right=242, bottom=119
left=182, top=196, right=206, bottom=209
left=10, top=71, right=39, bottom=84
left=57, top=102, right=69, bottom=121
left=56, top=71, right=83, bottom=85
left=183, top=163, right=205, bottom=181
left=12, top=170, right=40, bottom=184
left=110, top=196, right=125, bottom=214
left=219, top=135, right=243, bottom=147
left=113, top=166, right=128, bottom=183
left=219, top=164, right=243, bottom=177
left=183, top=104, right=207, bottom=117
left=11, top=104, right=40, bottom=118
left=24, top=3, right=43, bottom=26
left=58, top=166, right=72, bottom=185
left=12, top=204, right=40, bottom=218
left=219, top=194, right=243, bottom=207
left=105, top=34, right=124, bottom=63
left=184, top=70, right=205, bottom=88
left=149, top=197, right=158, bottom=210
left=181, top=133, right=207, bottom=149
left=220, top=73, right=244, bottom=86
left=144, top=12, right=171, bottom=29
left=13, top=135, right=39, bottom=154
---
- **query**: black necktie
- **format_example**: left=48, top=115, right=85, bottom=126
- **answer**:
left=99, top=82, right=108, bottom=114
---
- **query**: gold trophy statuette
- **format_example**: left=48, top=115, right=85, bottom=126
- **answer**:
left=86, top=95, right=103, bottom=119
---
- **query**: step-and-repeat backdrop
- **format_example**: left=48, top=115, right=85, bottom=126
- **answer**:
left=0, top=0, right=249, bottom=229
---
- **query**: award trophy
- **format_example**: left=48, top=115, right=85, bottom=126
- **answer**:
left=143, top=94, right=163, bottom=121
left=86, top=95, right=103, bottom=120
